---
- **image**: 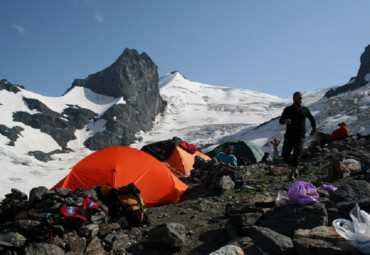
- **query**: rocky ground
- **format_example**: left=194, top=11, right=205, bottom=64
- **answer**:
left=0, top=135, right=370, bottom=254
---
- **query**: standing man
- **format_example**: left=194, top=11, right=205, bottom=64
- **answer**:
left=279, top=92, right=316, bottom=181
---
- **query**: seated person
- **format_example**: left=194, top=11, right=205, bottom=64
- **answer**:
left=315, top=122, right=350, bottom=148
left=214, top=145, right=238, bottom=169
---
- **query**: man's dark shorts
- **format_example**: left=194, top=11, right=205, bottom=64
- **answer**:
left=316, top=131, right=333, bottom=145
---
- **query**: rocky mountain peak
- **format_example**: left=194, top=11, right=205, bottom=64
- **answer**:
left=0, top=79, right=24, bottom=94
left=357, top=44, right=370, bottom=81
left=69, top=48, right=159, bottom=100
left=325, top=44, right=370, bottom=98
left=69, top=48, right=166, bottom=149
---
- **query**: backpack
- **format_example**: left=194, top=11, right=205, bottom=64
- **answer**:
left=328, top=159, right=350, bottom=180
left=100, top=183, right=150, bottom=227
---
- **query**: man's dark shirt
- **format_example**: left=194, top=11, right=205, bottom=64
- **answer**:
left=279, top=104, right=316, bottom=136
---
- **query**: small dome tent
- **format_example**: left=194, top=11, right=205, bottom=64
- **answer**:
left=207, top=140, right=264, bottom=164
left=52, top=146, right=188, bottom=207
left=140, top=137, right=210, bottom=176
left=163, top=146, right=211, bottom=176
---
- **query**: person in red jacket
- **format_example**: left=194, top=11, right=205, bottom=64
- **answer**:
left=315, top=122, right=350, bottom=148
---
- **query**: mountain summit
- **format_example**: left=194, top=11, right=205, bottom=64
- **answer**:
left=325, top=45, right=370, bottom=97
left=69, top=49, right=166, bottom=149
left=70, top=49, right=161, bottom=100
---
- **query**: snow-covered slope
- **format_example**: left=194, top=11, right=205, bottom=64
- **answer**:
left=0, top=85, right=124, bottom=198
left=133, top=72, right=290, bottom=149
left=132, top=72, right=327, bottom=151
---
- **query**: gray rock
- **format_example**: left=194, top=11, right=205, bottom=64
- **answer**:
left=330, top=180, right=370, bottom=204
left=148, top=222, right=186, bottom=249
left=9, top=188, right=28, bottom=200
left=246, top=225, right=294, bottom=254
left=0, top=232, right=26, bottom=247
left=29, top=186, right=53, bottom=203
left=12, top=97, right=77, bottom=149
left=85, top=237, right=107, bottom=255
left=78, top=224, right=99, bottom=238
left=24, top=242, right=65, bottom=255
left=0, top=124, right=24, bottom=143
left=230, top=211, right=263, bottom=227
left=54, top=188, right=72, bottom=197
left=209, top=244, right=244, bottom=255
left=63, top=230, right=86, bottom=253
left=217, top=175, right=235, bottom=190
left=103, top=232, right=130, bottom=251
left=226, top=203, right=264, bottom=227
left=0, top=79, right=23, bottom=93
left=258, top=202, right=328, bottom=237
left=293, top=237, right=359, bottom=255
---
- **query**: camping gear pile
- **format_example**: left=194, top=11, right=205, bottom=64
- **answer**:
left=0, top=183, right=149, bottom=253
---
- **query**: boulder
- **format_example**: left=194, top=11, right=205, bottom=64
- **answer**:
left=246, top=225, right=294, bottom=254
left=258, top=203, right=328, bottom=237
left=293, top=237, right=359, bottom=255
left=330, top=180, right=370, bottom=204
left=209, top=244, right=244, bottom=255
left=148, top=222, right=186, bottom=249
left=24, top=242, right=65, bottom=255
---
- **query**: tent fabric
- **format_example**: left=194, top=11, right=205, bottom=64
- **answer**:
left=207, top=141, right=264, bottom=164
left=162, top=146, right=211, bottom=176
left=141, top=137, right=182, bottom=161
left=51, top=146, right=188, bottom=207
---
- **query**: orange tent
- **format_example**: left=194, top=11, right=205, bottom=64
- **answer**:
left=162, top=146, right=211, bottom=176
left=52, top=146, right=188, bottom=207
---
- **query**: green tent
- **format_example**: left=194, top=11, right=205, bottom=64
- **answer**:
left=207, top=140, right=264, bottom=164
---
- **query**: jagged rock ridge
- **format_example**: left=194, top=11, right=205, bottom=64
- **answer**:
left=325, top=44, right=370, bottom=98
left=69, top=48, right=166, bottom=149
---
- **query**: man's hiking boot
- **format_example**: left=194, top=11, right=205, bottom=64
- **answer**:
left=288, top=168, right=299, bottom=181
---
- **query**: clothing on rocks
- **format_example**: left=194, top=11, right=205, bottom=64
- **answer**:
left=315, top=131, right=334, bottom=145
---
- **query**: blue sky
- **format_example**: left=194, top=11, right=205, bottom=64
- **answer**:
left=1, top=1, right=370, bottom=98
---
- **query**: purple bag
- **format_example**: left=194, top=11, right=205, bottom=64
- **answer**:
left=287, top=181, right=319, bottom=206
left=320, top=182, right=339, bottom=194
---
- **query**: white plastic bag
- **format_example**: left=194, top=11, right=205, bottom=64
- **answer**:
left=333, top=204, right=370, bottom=254
left=275, top=190, right=289, bottom=207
